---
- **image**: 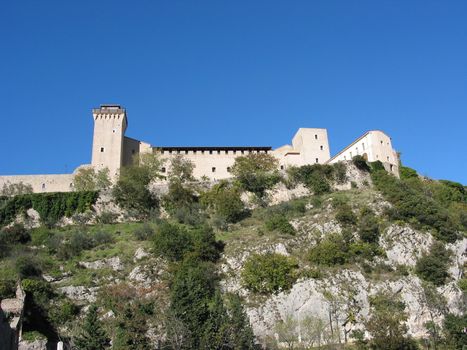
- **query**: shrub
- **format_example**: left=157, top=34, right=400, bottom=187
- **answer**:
left=287, top=164, right=335, bottom=195
left=443, top=313, right=467, bottom=348
left=113, top=165, right=159, bottom=218
left=264, top=215, right=296, bottom=235
left=231, top=153, right=281, bottom=200
left=15, top=255, right=42, bottom=278
left=358, top=208, right=380, bottom=244
left=242, top=253, right=298, bottom=294
left=334, top=202, right=357, bottom=227
left=0, top=223, right=30, bottom=245
left=308, top=233, right=349, bottom=266
left=96, top=211, right=118, bottom=224
left=415, top=241, right=451, bottom=286
left=0, top=279, right=16, bottom=299
left=133, top=223, right=155, bottom=241
left=400, top=166, right=418, bottom=180
left=332, top=162, right=348, bottom=184
left=153, top=222, right=193, bottom=262
left=352, top=155, right=370, bottom=172
left=93, top=231, right=114, bottom=246
left=200, top=181, right=246, bottom=223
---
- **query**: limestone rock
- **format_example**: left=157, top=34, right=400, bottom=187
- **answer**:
left=58, top=286, right=98, bottom=302
left=78, top=257, right=123, bottom=271
left=18, top=339, right=47, bottom=350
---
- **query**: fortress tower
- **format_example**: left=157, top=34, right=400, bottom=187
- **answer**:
left=91, top=105, right=127, bottom=177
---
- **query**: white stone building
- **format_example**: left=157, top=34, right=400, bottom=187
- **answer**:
left=0, top=105, right=400, bottom=193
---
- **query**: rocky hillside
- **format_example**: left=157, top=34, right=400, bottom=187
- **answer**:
left=1, top=156, right=466, bottom=350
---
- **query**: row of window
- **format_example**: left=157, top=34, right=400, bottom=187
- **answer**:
left=161, top=149, right=269, bottom=155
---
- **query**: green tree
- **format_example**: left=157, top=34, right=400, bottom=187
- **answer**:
left=231, top=153, right=281, bottom=201
left=365, top=292, right=418, bottom=350
left=225, top=294, right=256, bottom=350
left=200, top=291, right=230, bottom=350
left=74, top=304, right=109, bottom=350
left=201, top=181, right=246, bottom=223
left=73, top=167, right=111, bottom=191
left=242, top=253, right=298, bottom=294
left=415, top=241, right=451, bottom=286
left=443, top=313, right=467, bottom=349
left=113, top=305, right=150, bottom=350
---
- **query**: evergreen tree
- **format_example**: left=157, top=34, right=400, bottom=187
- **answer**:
left=74, top=304, right=109, bottom=350
left=226, top=294, right=256, bottom=350
left=112, top=305, right=150, bottom=350
left=200, top=291, right=230, bottom=350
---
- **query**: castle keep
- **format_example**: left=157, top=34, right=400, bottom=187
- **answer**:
left=0, top=105, right=399, bottom=192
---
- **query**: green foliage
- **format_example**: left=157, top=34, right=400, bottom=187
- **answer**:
left=400, top=166, right=418, bottom=180
left=0, top=223, right=30, bottom=246
left=308, top=233, right=349, bottom=266
left=264, top=215, right=296, bottom=235
left=15, top=255, right=42, bottom=278
left=21, top=278, right=54, bottom=307
left=358, top=208, right=380, bottom=244
left=443, top=313, right=467, bottom=349
left=73, top=167, right=111, bottom=192
left=22, top=331, right=47, bottom=342
left=200, top=181, right=246, bottom=223
left=74, top=304, right=110, bottom=350
left=113, top=304, right=149, bottom=350
left=133, top=223, right=155, bottom=241
left=352, top=155, right=370, bottom=172
left=48, top=299, right=79, bottom=325
left=242, top=253, right=298, bottom=294
left=231, top=153, right=281, bottom=200
left=365, top=291, right=418, bottom=350
left=333, top=198, right=357, bottom=227
left=153, top=222, right=222, bottom=262
left=458, top=278, right=467, bottom=292
left=287, top=164, right=335, bottom=195
left=0, top=191, right=98, bottom=227
left=170, top=257, right=217, bottom=348
left=415, top=241, right=451, bottom=286
left=371, top=169, right=462, bottom=242
left=0, top=279, right=16, bottom=299
left=113, top=165, right=159, bottom=218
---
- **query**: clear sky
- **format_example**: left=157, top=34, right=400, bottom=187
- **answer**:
left=0, top=1, right=466, bottom=183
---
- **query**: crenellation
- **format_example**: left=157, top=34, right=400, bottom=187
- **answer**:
left=0, top=105, right=400, bottom=193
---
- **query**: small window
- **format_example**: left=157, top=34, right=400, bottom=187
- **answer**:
left=201, top=150, right=205, bottom=154
left=131, top=149, right=135, bottom=155
left=69, top=183, right=73, bottom=188
left=100, top=147, right=104, bottom=152
left=227, top=167, right=231, bottom=172
left=280, top=165, right=284, bottom=170
left=387, top=156, right=390, bottom=161
left=350, top=152, right=352, bottom=157
left=315, top=134, right=318, bottom=140
left=185, top=150, right=188, bottom=154
left=42, top=183, right=46, bottom=189
left=380, top=140, right=383, bottom=145
left=209, top=150, right=213, bottom=155
left=390, top=164, right=394, bottom=172
left=320, top=145, right=323, bottom=150
left=217, top=150, right=221, bottom=154
left=362, top=143, right=365, bottom=150
left=315, top=158, right=319, bottom=163
left=212, top=167, right=216, bottom=173
left=161, top=167, right=166, bottom=173
left=113, top=129, right=116, bottom=133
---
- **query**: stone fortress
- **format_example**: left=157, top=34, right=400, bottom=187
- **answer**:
left=0, top=105, right=399, bottom=193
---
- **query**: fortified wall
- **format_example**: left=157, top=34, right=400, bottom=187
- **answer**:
left=0, top=105, right=400, bottom=193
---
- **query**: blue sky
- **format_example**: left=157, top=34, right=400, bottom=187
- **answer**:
left=0, top=1, right=466, bottom=183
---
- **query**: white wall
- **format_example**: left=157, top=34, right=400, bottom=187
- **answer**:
left=0, top=174, right=75, bottom=193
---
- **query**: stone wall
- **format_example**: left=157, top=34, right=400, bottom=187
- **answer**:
left=0, top=174, right=75, bottom=193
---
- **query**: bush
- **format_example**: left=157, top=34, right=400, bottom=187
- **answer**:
left=200, top=181, right=246, bottom=223
left=96, top=211, right=118, bottom=224
left=153, top=222, right=193, bottom=262
left=415, top=241, right=451, bottom=286
left=358, top=208, right=380, bottom=243
left=334, top=202, right=357, bottom=227
left=352, top=155, right=370, bottom=172
left=264, top=215, right=296, bottom=235
left=0, top=223, right=30, bottom=245
left=443, top=313, right=467, bottom=349
left=287, top=164, right=335, bottom=195
left=15, top=255, right=42, bottom=278
left=231, top=153, right=281, bottom=200
left=93, top=231, right=114, bottom=246
left=134, top=223, right=155, bottom=241
left=400, top=166, right=418, bottom=180
left=242, top=253, right=298, bottom=294
left=308, top=233, right=349, bottom=266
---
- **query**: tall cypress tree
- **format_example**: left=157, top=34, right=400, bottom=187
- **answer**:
left=74, top=304, right=109, bottom=350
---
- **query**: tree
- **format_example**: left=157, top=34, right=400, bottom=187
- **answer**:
left=200, top=181, right=246, bottom=223
left=73, top=167, right=111, bottom=191
left=112, top=165, right=159, bottom=217
left=365, top=291, right=418, bottom=350
left=231, top=153, right=281, bottom=202
left=74, top=304, right=109, bottom=350
left=419, top=283, right=447, bottom=350
left=274, top=314, right=299, bottom=350
left=112, top=304, right=150, bottom=350
left=225, top=294, right=256, bottom=350
left=415, top=241, right=452, bottom=286
left=443, top=313, right=467, bottom=349
left=300, top=315, right=329, bottom=349
left=200, top=291, right=230, bottom=350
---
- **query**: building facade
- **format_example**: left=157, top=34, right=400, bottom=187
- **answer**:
left=0, top=105, right=400, bottom=193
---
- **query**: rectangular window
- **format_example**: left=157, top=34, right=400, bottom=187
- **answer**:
left=100, top=147, right=104, bottom=152
left=161, top=167, right=166, bottom=173
left=315, top=134, right=318, bottom=140
left=209, top=150, right=213, bottom=154
left=212, top=167, right=216, bottom=173
left=320, top=145, right=323, bottom=150
left=280, top=165, right=284, bottom=170
left=227, top=167, right=231, bottom=172
left=362, top=143, right=365, bottom=150
left=315, top=158, right=319, bottom=163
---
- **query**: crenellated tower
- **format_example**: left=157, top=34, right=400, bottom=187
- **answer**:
left=91, top=105, right=127, bottom=177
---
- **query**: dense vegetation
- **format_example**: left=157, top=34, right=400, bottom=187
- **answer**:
left=0, top=154, right=465, bottom=350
